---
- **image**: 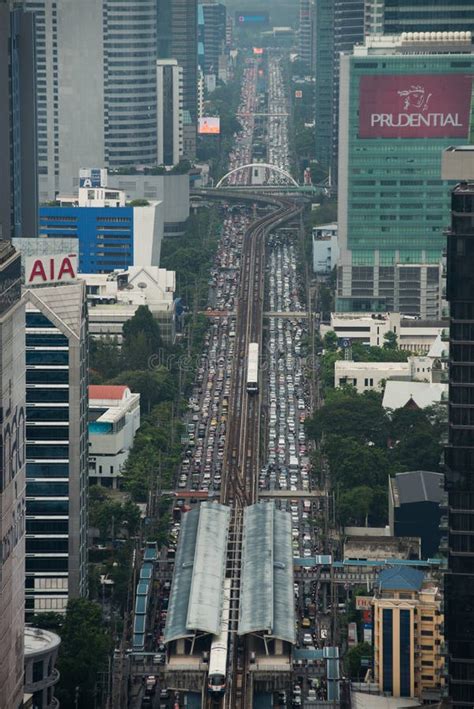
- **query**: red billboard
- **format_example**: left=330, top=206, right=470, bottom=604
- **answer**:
left=359, top=74, right=473, bottom=139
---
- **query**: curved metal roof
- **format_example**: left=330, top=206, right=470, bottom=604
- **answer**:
left=238, top=503, right=296, bottom=644
left=164, top=502, right=230, bottom=644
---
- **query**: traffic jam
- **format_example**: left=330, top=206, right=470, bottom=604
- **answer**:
left=144, top=52, right=331, bottom=708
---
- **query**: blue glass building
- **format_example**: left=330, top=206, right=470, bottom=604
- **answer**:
left=39, top=206, right=134, bottom=273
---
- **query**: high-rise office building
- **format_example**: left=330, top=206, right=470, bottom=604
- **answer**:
left=314, top=0, right=334, bottom=172
left=365, top=0, right=474, bottom=36
left=442, top=146, right=474, bottom=709
left=0, top=0, right=37, bottom=239
left=0, top=241, right=25, bottom=709
left=314, top=0, right=364, bottom=180
left=24, top=278, right=88, bottom=616
left=337, top=32, right=474, bottom=317
left=299, top=0, right=314, bottom=69
left=157, top=60, right=184, bottom=167
left=157, top=0, right=198, bottom=159
left=201, top=3, right=227, bottom=75
left=372, top=567, right=444, bottom=701
left=24, top=0, right=158, bottom=201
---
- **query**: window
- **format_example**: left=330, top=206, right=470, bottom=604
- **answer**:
left=400, top=609, right=411, bottom=697
left=383, top=609, right=393, bottom=693
left=32, top=660, right=44, bottom=683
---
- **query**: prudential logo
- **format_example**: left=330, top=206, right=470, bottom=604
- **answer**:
left=360, top=74, right=472, bottom=139
left=397, top=84, right=432, bottom=113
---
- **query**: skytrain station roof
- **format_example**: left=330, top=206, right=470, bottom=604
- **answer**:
left=164, top=502, right=231, bottom=643
left=238, top=503, right=296, bottom=644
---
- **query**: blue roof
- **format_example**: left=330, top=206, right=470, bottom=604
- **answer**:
left=378, top=566, right=425, bottom=591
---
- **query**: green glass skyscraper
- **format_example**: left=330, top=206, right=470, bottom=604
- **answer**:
left=337, top=33, right=474, bottom=317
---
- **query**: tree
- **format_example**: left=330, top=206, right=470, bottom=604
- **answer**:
left=55, top=599, right=113, bottom=709
left=323, top=330, right=338, bottom=351
left=89, top=336, right=121, bottom=381
left=89, top=486, right=141, bottom=541
left=383, top=330, right=398, bottom=350
left=121, top=306, right=163, bottom=371
left=344, top=642, right=373, bottom=679
left=110, top=367, right=175, bottom=414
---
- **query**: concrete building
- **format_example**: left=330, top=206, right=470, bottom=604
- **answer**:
left=39, top=185, right=163, bottom=273
left=389, top=471, right=444, bottom=559
left=79, top=266, right=176, bottom=344
left=24, top=281, right=88, bottom=616
left=372, top=567, right=444, bottom=702
left=89, top=385, right=140, bottom=489
left=157, top=60, right=184, bottom=167
left=0, top=1, right=37, bottom=239
left=337, top=32, right=474, bottom=317
left=107, top=172, right=190, bottom=238
left=24, top=0, right=158, bottom=202
left=322, top=312, right=445, bottom=353
left=312, top=223, right=339, bottom=274
left=441, top=146, right=474, bottom=707
left=157, top=0, right=198, bottom=159
left=0, top=242, right=26, bottom=709
left=24, top=626, right=60, bottom=709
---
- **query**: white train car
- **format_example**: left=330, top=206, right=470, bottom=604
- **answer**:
left=246, top=342, right=259, bottom=394
left=207, top=578, right=231, bottom=695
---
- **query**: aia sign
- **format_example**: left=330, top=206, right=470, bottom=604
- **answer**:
left=25, top=253, right=77, bottom=285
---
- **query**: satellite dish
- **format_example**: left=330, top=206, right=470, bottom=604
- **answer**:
left=137, top=282, right=147, bottom=289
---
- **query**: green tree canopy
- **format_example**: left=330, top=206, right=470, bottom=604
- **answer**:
left=121, top=305, right=163, bottom=370
left=54, top=599, right=113, bottom=709
left=110, top=367, right=175, bottom=415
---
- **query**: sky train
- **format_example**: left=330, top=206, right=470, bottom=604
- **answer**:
left=207, top=579, right=231, bottom=695
left=246, top=342, right=259, bottom=393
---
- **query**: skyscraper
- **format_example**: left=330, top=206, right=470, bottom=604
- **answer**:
left=365, top=0, right=474, bottom=36
left=314, top=0, right=364, bottom=180
left=24, top=278, right=88, bottom=616
left=442, top=146, right=474, bottom=709
left=157, top=60, right=184, bottom=167
left=0, top=241, right=26, bottom=709
left=299, top=0, right=314, bottom=70
left=337, top=33, right=474, bottom=317
left=0, top=0, right=37, bottom=239
left=157, top=0, right=198, bottom=159
left=24, top=0, right=158, bottom=201
left=201, top=3, right=227, bottom=75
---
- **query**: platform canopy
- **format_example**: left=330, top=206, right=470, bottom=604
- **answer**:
left=238, top=503, right=296, bottom=644
left=164, top=502, right=231, bottom=643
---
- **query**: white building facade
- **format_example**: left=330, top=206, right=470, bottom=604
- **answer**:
left=312, top=223, right=339, bottom=274
left=89, top=385, right=140, bottom=489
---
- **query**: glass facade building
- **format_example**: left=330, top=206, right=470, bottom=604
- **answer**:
left=445, top=179, right=474, bottom=708
left=104, top=0, right=158, bottom=167
left=39, top=206, right=134, bottom=273
left=337, top=36, right=474, bottom=317
left=365, top=0, right=474, bottom=36
left=24, top=283, right=88, bottom=616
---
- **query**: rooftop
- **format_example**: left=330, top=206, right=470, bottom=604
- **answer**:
left=382, top=380, right=447, bottom=410
left=24, top=627, right=61, bottom=657
left=164, top=502, right=230, bottom=643
left=377, top=566, right=425, bottom=592
left=238, top=503, right=296, bottom=644
left=392, top=471, right=444, bottom=506
left=89, top=385, right=129, bottom=402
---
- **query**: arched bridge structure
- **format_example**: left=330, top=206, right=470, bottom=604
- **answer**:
left=215, top=163, right=299, bottom=189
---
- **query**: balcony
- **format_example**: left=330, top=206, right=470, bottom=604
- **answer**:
left=441, top=329, right=449, bottom=342
left=439, top=515, right=448, bottom=531
left=439, top=536, right=448, bottom=553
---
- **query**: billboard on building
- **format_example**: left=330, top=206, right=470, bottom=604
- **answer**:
left=79, top=168, right=107, bottom=188
left=198, top=117, right=221, bottom=135
left=25, top=254, right=78, bottom=286
left=356, top=596, right=373, bottom=611
left=235, top=11, right=270, bottom=25
left=359, top=74, right=473, bottom=139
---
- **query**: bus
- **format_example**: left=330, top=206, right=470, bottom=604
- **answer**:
left=208, top=579, right=231, bottom=695
left=246, top=342, right=259, bottom=394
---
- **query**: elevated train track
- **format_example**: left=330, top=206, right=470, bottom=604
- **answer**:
left=209, top=194, right=302, bottom=709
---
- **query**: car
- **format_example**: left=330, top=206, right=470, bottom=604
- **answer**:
left=302, top=633, right=312, bottom=645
